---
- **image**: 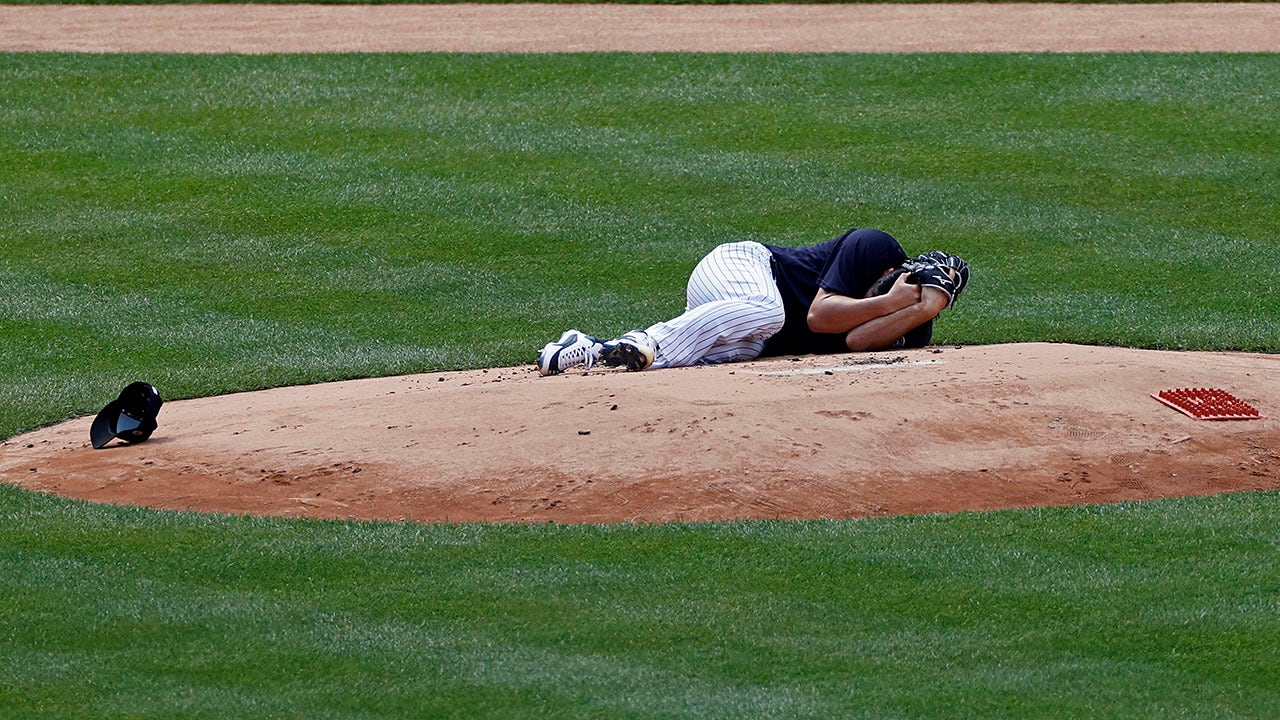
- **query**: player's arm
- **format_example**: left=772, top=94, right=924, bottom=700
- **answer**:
left=844, top=286, right=949, bottom=351
left=806, top=272, right=919, bottom=334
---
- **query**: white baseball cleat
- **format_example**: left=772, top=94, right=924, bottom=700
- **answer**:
left=600, top=330, right=656, bottom=372
left=536, top=329, right=604, bottom=376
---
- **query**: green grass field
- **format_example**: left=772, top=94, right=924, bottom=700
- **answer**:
left=2, top=52, right=1279, bottom=717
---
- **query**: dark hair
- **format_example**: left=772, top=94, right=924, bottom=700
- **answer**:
left=868, top=266, right=933, bottom=349
left=868, top=267, right=912, bottom=298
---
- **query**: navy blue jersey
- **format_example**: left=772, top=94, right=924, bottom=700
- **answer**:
left=762, top=228, right=930, bottom=355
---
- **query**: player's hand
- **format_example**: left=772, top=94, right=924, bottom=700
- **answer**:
left=886, top=271, right=922, bottom=308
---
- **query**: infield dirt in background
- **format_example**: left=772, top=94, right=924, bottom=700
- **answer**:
left=2, top=3, right=1278, bottom=54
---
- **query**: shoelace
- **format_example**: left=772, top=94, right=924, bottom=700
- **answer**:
left=560, top=338, right=599, bottom=371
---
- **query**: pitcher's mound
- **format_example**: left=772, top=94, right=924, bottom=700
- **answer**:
left=3, top=343, right=1277, bottom=524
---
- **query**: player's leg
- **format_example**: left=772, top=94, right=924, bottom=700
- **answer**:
left=698, top=337, right=772, bottom=365
left=606, top=241, right=784, bottom=370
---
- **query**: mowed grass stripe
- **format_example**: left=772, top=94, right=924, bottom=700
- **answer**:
left=2, top=486, right=1279, bottom=717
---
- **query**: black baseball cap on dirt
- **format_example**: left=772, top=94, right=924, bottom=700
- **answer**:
left=90, top=382, right=163, bottom=449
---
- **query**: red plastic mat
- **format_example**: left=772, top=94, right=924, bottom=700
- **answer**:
left=1151, top=388, right=1262, bottom=421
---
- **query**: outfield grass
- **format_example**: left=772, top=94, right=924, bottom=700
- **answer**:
left=2, top=53, right=1279, bottom=717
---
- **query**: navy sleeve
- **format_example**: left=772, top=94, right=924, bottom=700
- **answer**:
left=817, top=229, right=909, bottom=299
left=816, top=239, right=863, bottom=298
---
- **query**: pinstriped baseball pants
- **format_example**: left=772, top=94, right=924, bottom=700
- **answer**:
left=642, top=241, right=786, bottom=369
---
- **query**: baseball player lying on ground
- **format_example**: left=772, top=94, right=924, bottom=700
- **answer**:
left=536, top=227, right=969, bottom=375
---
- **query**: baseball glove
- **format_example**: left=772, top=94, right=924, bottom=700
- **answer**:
left=908, top=251, right=969, bottom=307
